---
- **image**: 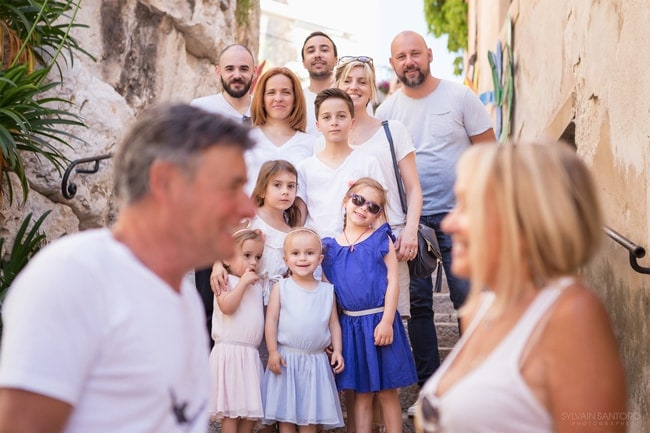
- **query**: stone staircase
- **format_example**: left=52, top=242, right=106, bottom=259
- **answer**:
left=433, top=267, right=460, bottom=362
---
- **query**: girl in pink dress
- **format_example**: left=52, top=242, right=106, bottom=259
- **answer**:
left=208, top=229, right=265, bottom=433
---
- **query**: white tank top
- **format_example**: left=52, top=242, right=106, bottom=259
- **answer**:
left=419, top=278, right=574, bottom=433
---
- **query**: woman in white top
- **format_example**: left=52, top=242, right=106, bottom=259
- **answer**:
left=415, top=141, right=627, bottom=433
left=332, top=57, right=422, bottom=319
left=245, top=67, right=315, bottom=195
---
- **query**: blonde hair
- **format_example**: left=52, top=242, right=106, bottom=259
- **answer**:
left=251, top=67, right=307, bottom=132
left=460, top=140, right=603, bottom=314
left=224, top=228, right=264, bottom=274
left=283, top=227, right=323, bottom=254
left=334, top=60, right=379, bottom=106
left=343, top=177, right=388, bottom=229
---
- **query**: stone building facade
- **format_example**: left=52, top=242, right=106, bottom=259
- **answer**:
left=1, top=0, right=260, bottom=246
left=468, top=0, right=649, bottom=431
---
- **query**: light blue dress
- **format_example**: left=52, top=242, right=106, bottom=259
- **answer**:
left=262, top=277, right=343, bottom=429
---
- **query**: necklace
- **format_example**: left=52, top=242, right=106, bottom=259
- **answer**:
left=343, top=227, right=371, bottom=252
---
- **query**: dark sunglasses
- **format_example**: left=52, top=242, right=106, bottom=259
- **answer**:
left=338, top=55, right=374, bottom=65
left=350, top=193, right=382, bottom=215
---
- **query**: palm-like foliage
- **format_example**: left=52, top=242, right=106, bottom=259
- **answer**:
left=0, top=0, right=91, bottom=203
left=0, top=65, right=84, bottom=202
left=0, top=211, right=50, bottom=333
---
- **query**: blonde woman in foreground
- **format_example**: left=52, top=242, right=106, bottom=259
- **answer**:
left=415, top=141, right=626, bottom=433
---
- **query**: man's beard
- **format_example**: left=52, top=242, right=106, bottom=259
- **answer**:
left=221, top=77, right=252, bottom=98
left=398, top=65, right=428, bottom=88
left=309, top=69, right=332, bottom=81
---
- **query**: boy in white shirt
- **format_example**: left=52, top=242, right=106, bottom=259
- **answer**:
left=297, top=88, right=385, bottom=238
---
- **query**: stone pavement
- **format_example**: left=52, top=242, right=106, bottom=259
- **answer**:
left=209, top=269, right=459, bottom=433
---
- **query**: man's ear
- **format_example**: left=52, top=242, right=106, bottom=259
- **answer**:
left=149, top=160, right=182, bottom=201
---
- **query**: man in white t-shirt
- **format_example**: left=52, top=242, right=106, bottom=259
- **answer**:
left=301, top=32, right=338, bottom=136
left=191, top=44, right=257, bottom=342
left=375, top=31, right=495, bottom=409
left=191, top=44, right=256, bottom=124
left=0, top=104, right=256, bottom=433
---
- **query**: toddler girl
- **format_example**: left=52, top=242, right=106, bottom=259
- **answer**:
left=262, top=228, right=344, bottom=433
left=322, top=177, right=417, bottom=433
left=209, top=229, right=265, bottom=433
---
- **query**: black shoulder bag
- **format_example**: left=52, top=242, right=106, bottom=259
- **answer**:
left=382, top=120, right=443, bottom=291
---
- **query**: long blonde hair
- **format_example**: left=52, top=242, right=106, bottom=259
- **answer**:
left=460, top=140, right=603, bottom=313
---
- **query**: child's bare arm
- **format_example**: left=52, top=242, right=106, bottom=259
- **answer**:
left=375, top=236, right=398, bottom=346
left=216, top=269, right=260, bottom=314
left=328, top=297, right=344, bottom=373
left=265, top=283, right=285, bottom=374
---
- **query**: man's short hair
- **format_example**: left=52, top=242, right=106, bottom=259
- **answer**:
left=113, top=103, right=255, bottom=205
left=301, top=31, right=338, bottom=60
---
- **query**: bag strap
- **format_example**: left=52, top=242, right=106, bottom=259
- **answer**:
left=382, top=120, right=408, bottom=215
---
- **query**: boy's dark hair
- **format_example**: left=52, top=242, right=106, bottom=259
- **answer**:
left=301, top=31, right=338, bottom=60
left=314, top=88, right=355, bottom=119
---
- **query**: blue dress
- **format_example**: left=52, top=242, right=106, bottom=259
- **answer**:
left=261, top=277, right=343, bottom=429
left=322, top=223, right=417, bottom=392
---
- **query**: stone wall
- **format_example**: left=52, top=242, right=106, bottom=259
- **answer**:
left=469, top=1, right=649, bottom=430
left=0, top=0, right=260, bottom=249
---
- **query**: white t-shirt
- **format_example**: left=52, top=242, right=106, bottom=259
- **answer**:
left=303, top=87, right=319, bottom=136
left=190, top=93, right=251, bottom=123
left=375, top=80, right=493, bottom=215
left=296, top=150, right=386, bottom=238
left=313, top=120, right=415, bottom=226
left=0, top=229, right=209, bottom=433
left=244, top=129, right=315, bottom=194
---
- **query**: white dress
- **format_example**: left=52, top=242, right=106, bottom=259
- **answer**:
left=249, top=216, right=288, bottom=305
left=208, top=275, right=265, bottom=420
left=261, top=278, right=343, bottom=429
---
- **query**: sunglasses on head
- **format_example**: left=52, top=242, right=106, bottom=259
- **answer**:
left=350, top=193, right=382, bottom=215
left=338, top=55, right=374, bottom=66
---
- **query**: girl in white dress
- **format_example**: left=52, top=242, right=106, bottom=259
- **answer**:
left=262, top=228, right=345, bottom=433
left=249, top=159, right=302, bottom=298
left=208, top=229, right=265, bottom=433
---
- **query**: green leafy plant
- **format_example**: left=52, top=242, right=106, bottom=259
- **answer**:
left=424, top=0, right=468, bottom=75
left=0, top=211, right=50, bottom=311
left=0, top=0, right=91, bottom=204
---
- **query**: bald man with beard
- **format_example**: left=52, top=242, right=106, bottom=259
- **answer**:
left=192, top=44, right=256, bottom=124
left=375, top=31, right=495, bottom=415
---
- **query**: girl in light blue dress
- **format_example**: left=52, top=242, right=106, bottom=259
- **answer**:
left=262, top=228, right=344, bottom=432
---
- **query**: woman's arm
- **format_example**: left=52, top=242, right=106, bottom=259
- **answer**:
left=542, top=284, right=627, bottom=433
left=374, top=237, right=399, bottom=346
left=395, top=152, right=423, bottom=261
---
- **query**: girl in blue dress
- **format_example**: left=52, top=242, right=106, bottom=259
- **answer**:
left=322, top=177, right=417, bottom=433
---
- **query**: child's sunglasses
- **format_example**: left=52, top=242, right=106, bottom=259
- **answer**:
left=350, top=193, right=382, bottom=215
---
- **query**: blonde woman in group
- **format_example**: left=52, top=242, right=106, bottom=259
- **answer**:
left=416, top=141, right=627, bottom=433
left=328, top=56, right=423, bottom=432
left=245, top=67, right=315, bottom=196
left=333, top=56, right=422, bottom=319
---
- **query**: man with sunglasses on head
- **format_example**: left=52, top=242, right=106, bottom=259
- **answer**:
left=376, top=31, right=495, bottom=416
left=301, top=31, right=338, bottom=136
